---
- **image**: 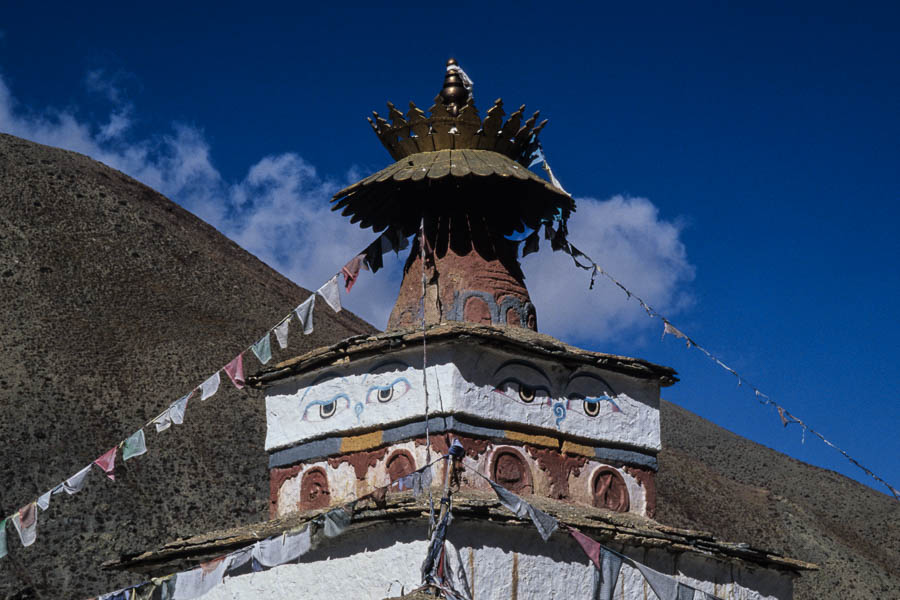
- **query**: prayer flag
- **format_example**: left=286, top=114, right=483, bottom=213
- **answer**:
left=252, top=528, right=312, bottom=568
left=154, top=392, right=191, bottom=432
left=317, top=275, right=342, bottom=312
left=0, top=518, right=7, bottom=559
left=62, top=465, right=92, bottom=494
left=488, top=480, right=557, bottom=541
left=635, top=561, right=679, bottom=600
left=11, top=503, right=37, bottom=547
left=677, top=583, right=696, bottom=600
left=251, top=333, right=272, bottom=365
left=36, top=490, right=52, bottom=511
left=273, top=317, right=290, bottom=349
left=123, top=429, right=147, bottom=461
left=223, top=353, right=245, bottom=389
left=295, top=296, right=315, bottom=334
left=568, top=528, right=622, bottom=600
left=172, top=556, right=229, bottom=600
left=363, top=237, right=385, bottom=273
left=341, top=254, right=368, bottom=292
left=94, top=447, right=117, bottom=481
left=200, top=372, right=220, bottom=401
left=522, top=230, right=540, bottom=257
left=322, top=505, right=353, bottom=538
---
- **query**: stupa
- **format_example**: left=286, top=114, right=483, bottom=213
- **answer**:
left=109, top=60, right=814, bottom=600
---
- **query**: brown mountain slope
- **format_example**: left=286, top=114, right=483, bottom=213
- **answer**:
left=657, top=400, right=900, bottom=600
left=0, top=133, right=375, bottom=598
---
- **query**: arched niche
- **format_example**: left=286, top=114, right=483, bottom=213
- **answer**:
left=299, top=467, right=331, bottom=510
left=490, top=447, right=533, bottom=494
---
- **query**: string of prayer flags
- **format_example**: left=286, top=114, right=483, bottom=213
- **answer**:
left=154, top=392, right=191, bottom=432
left=94, top=447, right=118, bottom=481
left=251, top=333, right=272, bottom=365
left=568, top=526, right=725, bottom=600
left=488, top=480, right=558, bottom=541
left=199, top=372, right=220, bottom=401
left=341, top=254, right=368, bottom=292
left=317, top=275, right=342, bottom=312
left=273, top=316, right=290, bottom=349
left=11, top=504, right=37, bottom=547
left=568, top=528, right=622, bottom=600
left=0, top=518, right=7, bottom=559
left=223, top=353, right=245, bottom=389
left=123, top=429, right=147, bottom=461
left=295, top=295, right=315, bottom=334
left=545, top=218, right=900, bottom=502
left=1, top=230, right=416, bottom=563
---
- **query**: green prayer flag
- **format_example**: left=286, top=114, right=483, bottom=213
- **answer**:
left=123, top=429, right=147, bottom=461
left=0, top=518, right=8, bottom=559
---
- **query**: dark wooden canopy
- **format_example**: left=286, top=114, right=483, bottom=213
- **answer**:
left=331, top=149, right=576, bottom=237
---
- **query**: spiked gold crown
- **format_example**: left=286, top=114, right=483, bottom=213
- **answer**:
left=368, top=59, right=548, bottom=165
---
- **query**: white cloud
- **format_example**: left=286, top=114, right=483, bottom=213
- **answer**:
left=0, top=71, right=693, bottom=339
left=522, top=195, right=694, bottom=346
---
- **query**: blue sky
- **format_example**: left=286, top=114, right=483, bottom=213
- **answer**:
left=2, top=2, right=898, bottom=497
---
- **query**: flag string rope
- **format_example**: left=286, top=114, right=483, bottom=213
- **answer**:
left=522, top=146, right=899, bottom=501
left=0, top=227, right=409, bottom=558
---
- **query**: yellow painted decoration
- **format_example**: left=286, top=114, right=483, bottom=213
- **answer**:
left=561, top=440, right=595, bottom=457
left=340, top=430, right=383, bottom=452
left=505, top=430, right=559, bottom=449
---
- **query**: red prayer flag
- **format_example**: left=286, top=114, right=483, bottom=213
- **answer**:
left=568, top=527, right=603, bottom=570
left=94, top=447, right=117, bottom=481
left=224, top=353, right=245, bottom=389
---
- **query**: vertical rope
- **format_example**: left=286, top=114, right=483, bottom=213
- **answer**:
left=420, top=217, right=430, bottom=462
left=419, top=217, right=435, bottom=531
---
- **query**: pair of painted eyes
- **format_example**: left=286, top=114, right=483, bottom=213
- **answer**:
left=306, top=378, right=411, bottom=420
left=494, top=380, right=611, bottom=417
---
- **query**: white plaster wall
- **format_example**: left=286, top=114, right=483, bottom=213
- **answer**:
left=203, top=521, right=792, bottom=600
left=265, top=345, right=661, bottom=453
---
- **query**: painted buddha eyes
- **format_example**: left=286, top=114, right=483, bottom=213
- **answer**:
left=366, top=378, right=411, bottom=404
left=569, top=394, right=621, bottom=417
left=302, top=394, right=351, bottom=422
left=320, top=400, right=337, bottom=418
left=494, top=378, right=550, bottom=405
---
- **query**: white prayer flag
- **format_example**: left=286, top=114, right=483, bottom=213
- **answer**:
left=62, top=465, right=92, bottom=495
left=295, top=295, right=315, bottom=334
left=251, top=333, right=272, bottom=365
left=317, top=275, right=342, bottom=312
left=200, top=372, right=220, bottom=401
left=36, top=490, right=52, bottom=511
left=273, top=316, right=290, bottom=349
